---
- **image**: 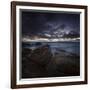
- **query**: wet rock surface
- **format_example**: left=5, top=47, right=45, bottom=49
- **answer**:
left=22, top=44, right=80, bottom=78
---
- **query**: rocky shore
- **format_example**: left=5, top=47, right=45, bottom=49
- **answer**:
left=22, top=44, right=80, bottom=78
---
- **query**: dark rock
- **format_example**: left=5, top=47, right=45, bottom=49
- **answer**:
left=22, top=44, right=80, bottom=78
left=22, top=48, right=32, bottom=57
left=22, top=45, right=54, bottom=78
left=30, top=45, right=53, bottom=66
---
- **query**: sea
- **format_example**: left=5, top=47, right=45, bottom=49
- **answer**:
left=22, top=41, right=80, bottom=56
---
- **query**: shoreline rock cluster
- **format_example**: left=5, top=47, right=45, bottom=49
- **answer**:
left=22, top=44, right=80, bottom=78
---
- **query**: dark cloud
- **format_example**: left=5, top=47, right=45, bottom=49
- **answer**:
left=22, top=11, right=80, bottom=36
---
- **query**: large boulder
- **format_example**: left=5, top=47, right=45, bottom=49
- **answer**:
left=22, top=44, right=54, bottom=78
left=30, top=45, right=53, bottom=67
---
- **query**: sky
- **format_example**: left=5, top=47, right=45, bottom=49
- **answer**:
left=21, top=10, right=80, bottom=37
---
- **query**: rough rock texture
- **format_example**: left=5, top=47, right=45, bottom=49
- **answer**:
left=30, top=45, right=53, bottom=66
left=22, top=45, right=54, bottom=78
left=22, top=44, right=80, bottom=78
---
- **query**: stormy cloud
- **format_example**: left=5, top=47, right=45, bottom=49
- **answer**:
left=21, top=10, right=80, bottom=37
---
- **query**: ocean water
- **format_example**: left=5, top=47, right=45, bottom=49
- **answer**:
left=22, top=42, right=80, bottom=56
